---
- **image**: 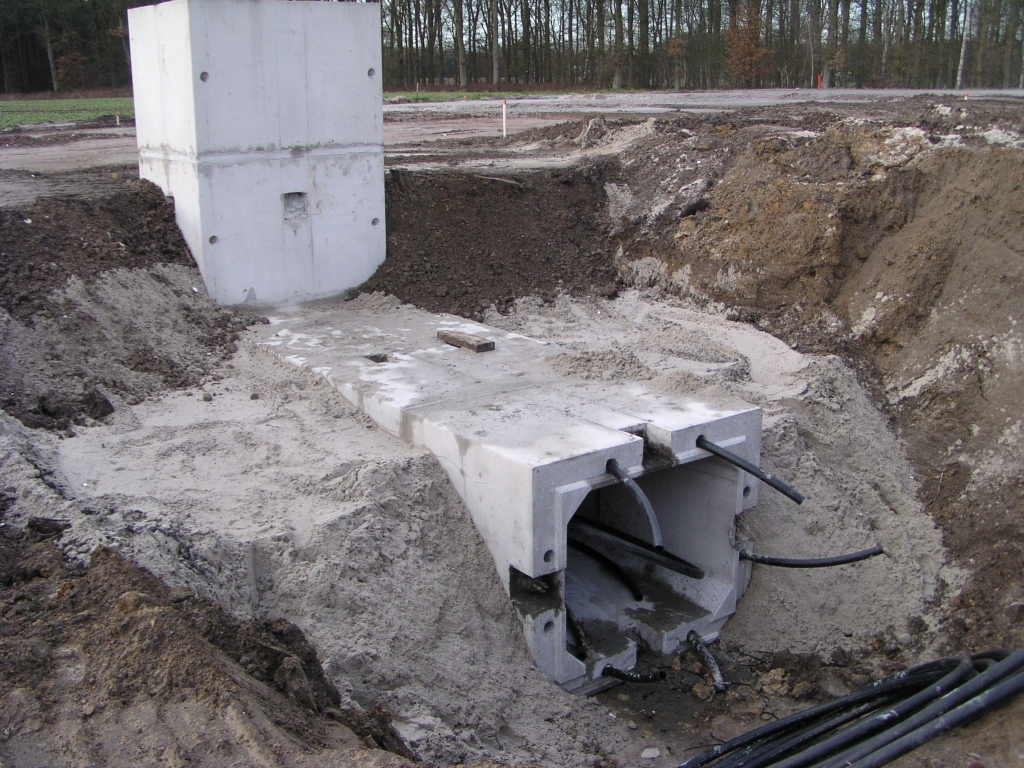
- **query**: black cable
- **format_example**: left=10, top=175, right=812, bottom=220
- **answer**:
left=814, top=647, right=1024, bottom=768
left=765, top=657, right=976, bottom=768
left=602, top=664, right=668, bottom=683
left=695, top=435, right=805, bottom=504
left=568, top=516, right=705, bottom=580
left=564, top=604, right=592, bottom=661
left=678, top=650, right=1024, bottom=768
left=739, top=545, right=885, bottom=569
left=606, top=458, right=664, bottom=550
left=567, top=536, right=644, bottom=601
left=714, top=697, right=901, bottom=768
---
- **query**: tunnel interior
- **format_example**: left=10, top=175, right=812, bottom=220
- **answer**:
left=558, top=453, right=753, bottom=690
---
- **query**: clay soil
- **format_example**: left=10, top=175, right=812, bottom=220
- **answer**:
left=1, top=92, right=1024, bottom=768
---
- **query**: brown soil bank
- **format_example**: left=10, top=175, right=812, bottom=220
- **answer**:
left=602, top=104, right=1024, bottom=655
left=0, top=178, right=254, bottom=431
left=364, top=167, right=620, bottom=319
left=0, top=524, right=416, bottom=767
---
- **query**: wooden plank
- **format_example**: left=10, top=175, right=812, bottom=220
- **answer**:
left=437, top=329, right=495, bottom=353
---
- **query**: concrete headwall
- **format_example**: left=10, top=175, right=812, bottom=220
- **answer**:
left=128, top=0, right=385, bottom=306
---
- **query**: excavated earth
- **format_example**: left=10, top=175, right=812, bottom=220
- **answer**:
left=1, top=92, right=1023, bottom=768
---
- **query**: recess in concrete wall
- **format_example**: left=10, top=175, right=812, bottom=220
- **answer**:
left=128, top=0, right=385, bottom=306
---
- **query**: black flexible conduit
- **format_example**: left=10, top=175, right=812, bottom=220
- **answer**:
left=843, top=668, right=1024, bottom=768
left=567, top=537, right=644, bottom=601
left=695, top=435, right=806, bottom=504
left=564, top=604, right=592, bottom=661
left=602, top=665, right=668, bottom=683
left=688, top=631, right=727, bottom=692
left=606, top=458, right=664, bottom=550
left=763, top=658, right=976, bottom=768
left=676, top=650, right=1024, bottom=768
left=740, top=545, right=885, bottom=569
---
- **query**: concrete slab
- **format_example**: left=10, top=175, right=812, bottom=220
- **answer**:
left=253, top=299, right=764, bottom=688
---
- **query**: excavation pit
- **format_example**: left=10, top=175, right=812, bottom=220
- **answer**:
left=3, top=92, right=1023, bottom=767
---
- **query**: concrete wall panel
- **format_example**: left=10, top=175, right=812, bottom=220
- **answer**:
left=129, top=1, right=198, bottom=156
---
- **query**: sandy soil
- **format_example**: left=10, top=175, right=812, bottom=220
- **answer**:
left=1, top=91, right=1023, bottom=768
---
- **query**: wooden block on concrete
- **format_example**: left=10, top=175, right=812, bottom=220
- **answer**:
left=437, top=329, right=495, bottom=353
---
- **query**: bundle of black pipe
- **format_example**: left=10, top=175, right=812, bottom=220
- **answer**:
left=677, top=649, right=1024, bottom=768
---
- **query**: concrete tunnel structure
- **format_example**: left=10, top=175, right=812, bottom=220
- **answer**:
left=252, top=307, right=761, bottom=692
left=129, top=0, right=762, bottom=691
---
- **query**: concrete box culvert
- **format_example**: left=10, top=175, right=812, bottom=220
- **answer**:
left=256, top=303, right=763, bottom=691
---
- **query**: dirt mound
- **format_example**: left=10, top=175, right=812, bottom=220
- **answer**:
left=603, top=101, right=1024, bottom=653
left=2, top=95, right=1022, bottom=767
left=0, top=181, right=259, bottom=432
left=362, top=168, right=620, bottom=319
left=0, top=525, right=415, bottom=767
left=0, top=177, right=192, bottom=318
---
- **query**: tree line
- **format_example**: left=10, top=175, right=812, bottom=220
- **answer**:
left=384, top=0, right=1024, bottom=88
left=1, top=0, right=1020, bottom=96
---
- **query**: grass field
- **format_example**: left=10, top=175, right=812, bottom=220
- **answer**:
left=383, top=91, right=524, bottom=102
left=0, top=98, right=134, bottom=130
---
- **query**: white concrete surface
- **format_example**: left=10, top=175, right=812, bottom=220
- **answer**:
left=128, top=0, right=385, bottom=306
left=253, top=301, right=763, bottom=688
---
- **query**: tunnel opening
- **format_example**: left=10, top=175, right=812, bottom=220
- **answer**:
left=559, top=451, right=754, bottom=692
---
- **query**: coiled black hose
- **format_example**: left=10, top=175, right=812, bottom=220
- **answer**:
left=695, top=435, right=805, bottom=504
left=602, top=665, right=668, bottom=683
left=740, top=545, right=884, bottom=569
left=677, top=650, right=1024, bottom=768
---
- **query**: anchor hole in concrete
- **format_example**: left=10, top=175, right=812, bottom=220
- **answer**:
left=199, top=71, right=209, bottom=82
left=283, top=192, right=309, bottom=222
left=208, top=235, right=217, bottom=244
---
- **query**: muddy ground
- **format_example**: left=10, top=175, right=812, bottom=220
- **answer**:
left=1, top=91, right=1023, bottom=768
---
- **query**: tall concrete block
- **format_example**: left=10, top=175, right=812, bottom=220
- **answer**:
left=128, top=0, right=385, bottom=306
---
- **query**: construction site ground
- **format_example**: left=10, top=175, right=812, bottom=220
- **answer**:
left=1, top=89, right=1023, bottom=768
